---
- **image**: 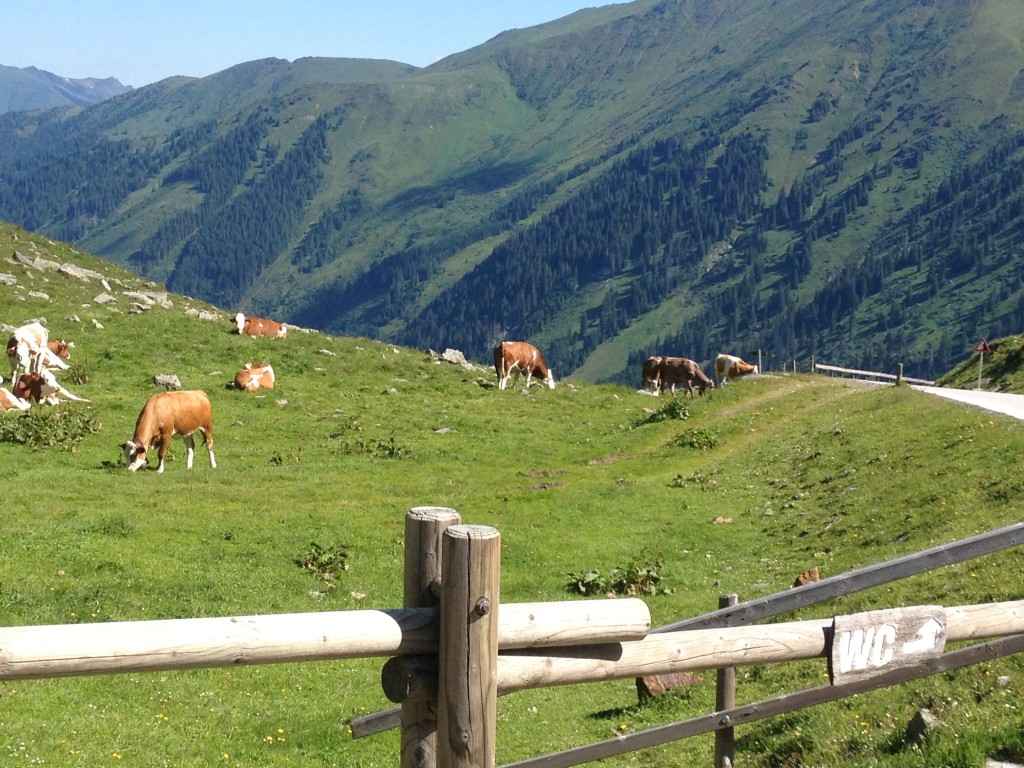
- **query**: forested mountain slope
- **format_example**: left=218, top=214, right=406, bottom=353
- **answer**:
left=1, top=0, right=1024, bottom=382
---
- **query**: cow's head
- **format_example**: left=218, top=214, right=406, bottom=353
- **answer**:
left=121, top=440, right=148, bottom=471
left=233, top=313, right=246, bottom=334
left=542, top=369, right=556, bottom=389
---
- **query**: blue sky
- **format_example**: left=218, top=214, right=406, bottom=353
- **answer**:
left=6, top=2, right=627, bottom=88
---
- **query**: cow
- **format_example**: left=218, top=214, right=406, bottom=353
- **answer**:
left=121, top=390, right=216, bottom=473
left=641, top=356, right=664, bottom=393
left=6, top=323, right=71, bottom=378
left=12, top=370, right=90, bottom=405
left=234, top=313, right=288, bottom=339
left=657, top=357, right=716, bottom=397
left=233, top=362, right=276, bottom=392
left=715, top=354, right=759, bottom=385
left=493, top=341, right=555, bottom=390
left=0, top=387, right=31, bottom=411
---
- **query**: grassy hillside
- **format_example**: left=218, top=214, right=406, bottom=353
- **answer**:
left=1, top=223, right=1023, bottom=767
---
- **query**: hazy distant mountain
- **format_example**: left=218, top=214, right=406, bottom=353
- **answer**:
left=2, top=0, right=1024, bottom=383
left=0, top=65, right=131, bottom=113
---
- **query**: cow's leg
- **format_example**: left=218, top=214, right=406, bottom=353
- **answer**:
left=184, top=434, right=196, bottom=469
left=203, top=429, right=217, bottom=469
left=156, top=442, right=169, bottom=473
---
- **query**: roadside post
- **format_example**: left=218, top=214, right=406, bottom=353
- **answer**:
left=975, top=338, right=991, bottom=389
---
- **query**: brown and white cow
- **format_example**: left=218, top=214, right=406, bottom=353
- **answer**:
left=121, top=390, right=216, bottom=473
left=234, top=313, right=288, bottom=339
left=715, top=354, right=759, bottom=385
left=13, top=370, right=90, bottom=405
left=657, top=357, right=716, bottom=397
left=641, top=356, right=664, bottom=393
left=0, top=387, right=31, bottom=411
left=493, top=341, right=555, bottom=390
left=6, top=323, right=71, bottom=378
left=233, top=362, right=276, bottom=392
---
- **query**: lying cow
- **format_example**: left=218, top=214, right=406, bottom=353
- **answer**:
left=0, top=387, right=31, bottom=411
left=13, top=370, right=90, bottom=405
left=641, top=356, right=664, bottom=393
left=233, top=362, right=276, bottom=392
left=657, top=357, right=716, bottom=397
left=121, top=390, right=216, bottom=473
left=6, top=322, right=71, bottom=378
left=493, top=341, right=555, bottom=390
left=234, top=313, right=288, bottom=339
left=715, top=353, right=759, bottom=385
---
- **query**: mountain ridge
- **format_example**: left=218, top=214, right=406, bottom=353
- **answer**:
left=0, top=64, right=131, bottom=113
left=1, top=0, right=1023, bottom=383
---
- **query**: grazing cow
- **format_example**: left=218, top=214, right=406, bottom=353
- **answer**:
left=121, top=390, right=216, bottom=473
left=641, top=356, right=664, bottom=393
left=493, top=341, right=555, bottom=390
left=715, top=354, right=759, bottom=385
left=13, top=370, right=90, bottom=405
left=6, top=323, right=71, bottom=378
left=233, top=362, right=276, bottom=392
left=0, top=387, right=31, bottom=411
left=657, top=357, right=716, bottom=397
left=234, top=313, right=288, bottom=339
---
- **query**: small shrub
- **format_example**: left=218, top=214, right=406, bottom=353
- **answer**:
left=633, top=399, right=690, bottom=427
left=0, top=407, right=101, bottom=449
left=295, top=542, right=350, bottom=585
left=675, top=427, right=719, bottom=451
left=565, top=559, right=670, bottom=596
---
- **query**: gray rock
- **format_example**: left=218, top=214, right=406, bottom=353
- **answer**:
left=153, top=374, right=182, bottom=390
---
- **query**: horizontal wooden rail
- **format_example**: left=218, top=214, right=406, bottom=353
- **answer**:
left=0, top=598, right=650, bottom=681
left=502, top=632, right=1024, bottom=768
left=494, top=600, right=1023, bottom=692
left=656, top=521, right=1024, bottom=633
left=814, top=362, right=934, bottom=385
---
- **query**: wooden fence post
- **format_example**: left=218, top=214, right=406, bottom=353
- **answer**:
left=400, top=507, right=462, bottom=768
left=714, top=594, right=738, bottom=768
left=896, top=363, right=904, bottom=386
left=438, top=525, right=500, bottom=768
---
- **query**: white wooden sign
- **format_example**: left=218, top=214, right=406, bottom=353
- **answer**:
left=829, top=606, right=947, bottom=685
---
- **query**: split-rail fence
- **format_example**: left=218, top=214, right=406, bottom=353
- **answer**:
left=1, top=508, right=1022, bottom=768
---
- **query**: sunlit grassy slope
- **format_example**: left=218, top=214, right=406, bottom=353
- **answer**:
left=1, top=222, right=1022, bottom=767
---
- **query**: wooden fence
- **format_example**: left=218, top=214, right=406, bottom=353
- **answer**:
left=1, top=509, right=1022, bottom=767
left=813, top=361, right=935, bottom=386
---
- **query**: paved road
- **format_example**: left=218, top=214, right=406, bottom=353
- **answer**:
left=912, top=386, right=1024, bottom=421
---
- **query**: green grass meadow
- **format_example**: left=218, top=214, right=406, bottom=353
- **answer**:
left=1, top=224, right=1023, bottom=767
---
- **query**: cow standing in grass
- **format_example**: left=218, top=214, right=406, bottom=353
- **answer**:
left=121, top=390, right=216, bottom=473
left=641, top=356, right=664, bottom=393
left=657, top=357, right=716, bottom=397
left=493, top=341, right=555, bottom=390
left=715, top=354, right=759, bottom=385
left=6, top=322, right=71, bottom=378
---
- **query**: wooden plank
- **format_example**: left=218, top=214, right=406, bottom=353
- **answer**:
left=500, top=633, right=1024, bottom=768
left=655, top=522, right=1024, bottom=633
